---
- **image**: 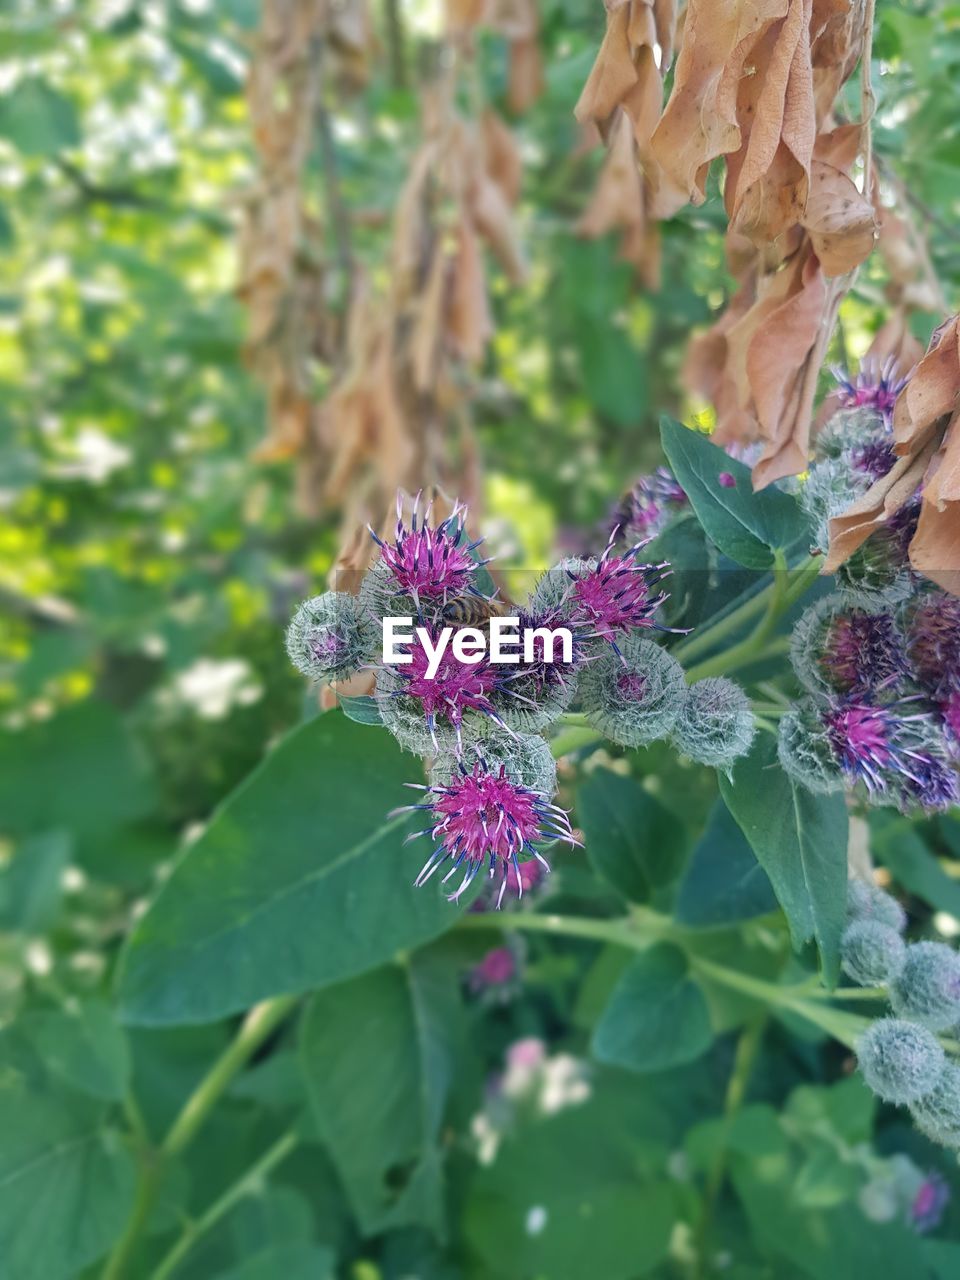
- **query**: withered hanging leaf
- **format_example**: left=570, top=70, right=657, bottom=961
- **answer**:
left=448, top=221, right=494, bottom=362
left=910, top=417, right=960, bottom=597
left=575, top=3, right=640, bottom=127
left=892, top=315, right=960, bottom=452
left=481, top=109, right=523, bottom=205
left=800, top=159, right=876, bottom=276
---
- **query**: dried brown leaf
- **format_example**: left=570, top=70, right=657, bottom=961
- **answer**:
left=800, top=159, right=876, bottom=276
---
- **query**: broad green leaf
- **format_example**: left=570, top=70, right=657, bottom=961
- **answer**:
left=20, top=1000, right=130, bottom=1102
left=465, top=1079, right=675, bottom=1280
left=0, top=1083, right=135, bottom=1280
left=592, top=943, right=713, bottom=1072
left=0, top=79, right=80, bottom=156
left=299, top=952, right=459, bottom=1235
left=0, top=701, right=154, bottom=842
left=0, top=830, right=70, bottom=933
left=660, top=417, right=806, bottom=569
left=720, top=736, right=847, bottom=985
left=676, top=800, right=777, bottom=926
left=117, top=713, right=472, bottom=1024
left=578, top=769, right=687, bottom=902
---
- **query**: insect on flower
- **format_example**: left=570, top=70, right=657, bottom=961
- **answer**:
left=395, top=759, right=580, bottom=907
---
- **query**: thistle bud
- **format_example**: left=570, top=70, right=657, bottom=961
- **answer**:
left=670, top=677, right=755, bottom=768
left=579, top=636, right=686, bottom=748
left=285, top=592, right=372, bottom=683
left=840, top=919, right=906, bottom=987
left=856, top=1018, right=946, bottom=1105
left=777, top=699, right=846, bottom=794
left=790, top=595, right=907, bottom=698
left=889, top=941, right=960, bottom=1032
left=909, top=1063, right=960, bottom=1150
left=847, top=879, right=908, bottom=934
left=430, top=732, right=558, bottom=800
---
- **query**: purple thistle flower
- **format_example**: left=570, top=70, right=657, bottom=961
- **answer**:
left=611, top=467, right=687, bottom=541
left=823, top=698, right=959, bottom=811
left=370, top=492, right=487, bottom=606
left=566, top=530, right=674, bottom=651
left=832, top=356, right=910, bottom=420
left=617, top=671, right=649, bottom=700
left=469, top=945, right=519, bottom=994
left=717, top=471, right=737, bottom=489
left=851, top=438, right=898, bottom=481
left=909, top=592, right=960, bottom=695
left=910, top=1172, right=950, bottom=1234
left=383, top=629, right=505, bottom=748
left=397, top=760, right=580, bottom=906
left=820, top=609, right=906, bottom=695
left=941, top=690, right=960, bottom=753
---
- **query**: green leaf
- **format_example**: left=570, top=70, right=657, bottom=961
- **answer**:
left=117, top=713, right=470, bottom=1025
left=578, top=769, right=687, bottom=903
left=0, top=830, right=71, bottom=933
left=676, top=800, right=777, bottom=927
left=299, top=952, right=459, bottom=1235
left=337, top=695, right=382, bottom=727
left=211, top=1245, right=336, bottom=1280
left=719, top=736, right=847, bottom=985
left=0, top=701, right=154, bottom=842
left=660, top=417, right=806, bottom=569
left=20, top=1000, right=130, bottom=1102
left=592, top=943, right=713, bottom=1073
left=0, top=79, right=80, bottom=156
left=0, top=1083, right=135, bottom=1280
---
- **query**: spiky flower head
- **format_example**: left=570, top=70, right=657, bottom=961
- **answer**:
left=285, top=592, right=372, bottom=683
left=430, top=732, right=558, bottom=800
left=567, top=532, right=673, bottom=649
left=376, top=630, right=504, bottom=755
left=814, top=403, right=891, bottom=462
left=847, top=879, right=908, bottom=934
left=484, top=604, right=581, bottom=734
left=670, top=677, right=755, bottom=769
left=579, top=634, right=686, bottom=748
left=840, top=919, right=906, bottom=987
left=777, top=698, right=849, bottom=795
left=907, top=591, right=960, bottom=696
left=611, top=467, right=687, bottom=541
left=831, top=357, right=909, bottom=420
left=889, top=941, right=960, bottom=1032
left=369, top=492, right=487, bottom=607
left=790, top=595, right=907, bottom=697
left=397, top=760, right=579, bottom=907
left=909, top=1064, right=960, bottom=1150
left=856, top=1018, right=946, bottom=1105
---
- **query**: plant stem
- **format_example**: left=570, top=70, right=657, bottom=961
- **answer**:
left=101, top=995, right=298, bottom=1280
left=694, top=1017, right=766, bottom=1277
left=150, top=1129, right=299, bottom=1280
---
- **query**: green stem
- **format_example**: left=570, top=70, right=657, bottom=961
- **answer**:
left=695, top=1017, right=766, bottom=1277
left=685, top=635, right=790, bottom=683
left=150, top=1129, right=298, bottom=1280
left=101, top=995, right=298, bottom=1280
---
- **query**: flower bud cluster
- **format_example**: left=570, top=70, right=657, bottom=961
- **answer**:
left=286, top=492, right=755, bottom=907
left=847, top=880, right=960, bottom=1151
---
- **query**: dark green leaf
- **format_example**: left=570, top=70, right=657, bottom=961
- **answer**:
left=20, top=1000, right=130, bottom=1102
left=720, top=736, right=847, bottom=985
left=0, top=1083, right=135, bottom=1280
left=660, top=417, right=806, bottom=569
left=578, top=769, right=687, bottom=903
left=299, top=952, right=459, bottom=1235
left=592, top=942, right=713, bottom=1072
left=211, top=1244, right=336, bottom=1280
left=337, top=695, right=382, bottom=727
left=117, top=713, right=472, bottom=1025
left=870, top=812, right=960, bottom=917
left=676, top=800, right=777, bottom=926
left=0, top=830, right=70, bottom=933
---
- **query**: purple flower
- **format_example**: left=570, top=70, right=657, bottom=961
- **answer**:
left=909, top=593, right=960, bottom=695
left=717, top=471, right=737, bottom=489
left=370, top=493, right=487, bottom=605
left=851, top=438, right=898, bottom=481
left=910, top=1172, right=950, bottom=1234
left=832, top=357, right=910, bottom=420
left=397, top=761, right=579, bottom=905
left=383, top=629, right=505, bottom=747
left=941, top=690, right=960, bottom=753
left=469, top=945, right=518, bottom=993
left=823, top=698, right=959, bottom=812
left=820, top=609, right=906, bottom=695
left=611, top=467, right=687, bottom=540
left=567, top=531, right=674, bottom=651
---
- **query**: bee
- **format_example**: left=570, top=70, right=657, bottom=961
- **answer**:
left=440, top=594, right=515, bottom=630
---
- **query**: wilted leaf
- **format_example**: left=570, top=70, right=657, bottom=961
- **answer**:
left=801, top=160, right=876, bottom=275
